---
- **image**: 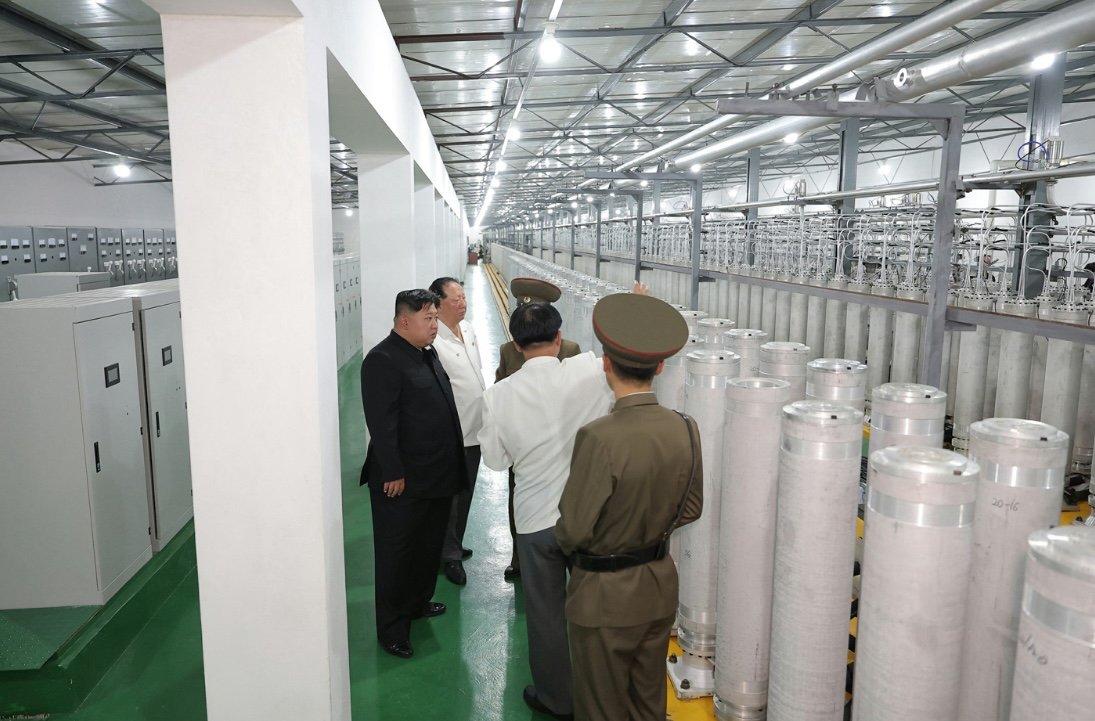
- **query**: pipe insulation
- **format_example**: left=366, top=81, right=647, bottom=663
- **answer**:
left=714, top=378, right=799, bottom=721
left=951, top=291, right=996, bottom=452
left=725, top=329, right=769, bottom=376
left=759, top=341, right=811, bottom=399
left=616, top=0, right=1008, bottom=171
left=1008, top=527, right=1095, bottom=721
left=678, top=350, right=741, bottom=658
left=768, top=402, right=863, bottom=721
left=956, top=418, right=1068, bottom=721
left=852, top=447, right=978, bottom=721
left=806, top=358, right=868, bottom=413
left=674, top=0, right=1095, bottom=168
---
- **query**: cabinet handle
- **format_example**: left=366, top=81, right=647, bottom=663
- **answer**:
left=94, top=442, right=101, bottom=472
left=155, top=412, right=161, bottom=438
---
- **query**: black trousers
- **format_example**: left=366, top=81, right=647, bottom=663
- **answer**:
left=369, top=488, right=451, bottom=645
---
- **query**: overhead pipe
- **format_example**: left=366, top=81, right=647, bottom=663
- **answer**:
left=615, top=0, right=1008, bottom=172
left=674, top=0, right=1095, bottom=168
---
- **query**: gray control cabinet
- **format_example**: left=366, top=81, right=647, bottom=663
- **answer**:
left=0, top=295, right=152, bottom=609
left=32, top=227, right=70, bottom=274
left=15, top=271, right=111, bottom=298
left=144, top=228, right=166, bottom=281
left=122, top=228, right=147, bottom=285
left=164, top=228, right=178, bottom=279
left=79, top=282, right=192, bottom=552
left=0, top=226, right=34, bottom=301
left=97, top=228, right=123, bottom=284
left=67, top=227, right=99, bottom=272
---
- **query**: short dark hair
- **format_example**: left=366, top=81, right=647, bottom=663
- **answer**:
left=394, top=289, right=440, bottom=320
left=428, top=277, right=462, bottom=298
left=607, top=355, right=657, bottom=382
left=509, top=302, right=561, bottom=348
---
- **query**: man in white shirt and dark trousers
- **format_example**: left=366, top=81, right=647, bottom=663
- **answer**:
left=429, top=277, right=487, bottom=586
left=479, top=301, right=613, bottom=720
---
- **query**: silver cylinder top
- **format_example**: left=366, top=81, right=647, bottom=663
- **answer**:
left=685, top=349, right=741, bottom=376
left=698, top=317, right=734, bottom=331
left=760, top=341, right=811, bottom=363
left=669, top=303, right=688, bottom=310
left=807, top=358, right=868, bottom=378
left=679, top=309, right=709, bottom=331
left=725, top=328, right=768, bottom=344
left=783, top=400, right=863, bottom=429
left=1027, top=526, right=1095, bottom=584
left=970, top=418, right=1069, bottom=451
left=664, top=334, right=706, bottom=366
left=872, top=382, right=947, bottom=407
left=869, top=446, right=979, bottom=500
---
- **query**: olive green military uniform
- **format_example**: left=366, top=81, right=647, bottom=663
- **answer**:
left=555, top=293, right=702, bottom=721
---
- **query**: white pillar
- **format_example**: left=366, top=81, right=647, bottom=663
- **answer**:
left=413, top=184, right=436, bottom=287
left=433, top=195, right=448, bottom=281
left=359, top=153, right=415, bottom=348
left=157, top=9, right=350, bottom=721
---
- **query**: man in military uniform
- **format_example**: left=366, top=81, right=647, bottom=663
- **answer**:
left=555, top=293, right=703, bottom=721
left=495, top=277, right=581, bottom=581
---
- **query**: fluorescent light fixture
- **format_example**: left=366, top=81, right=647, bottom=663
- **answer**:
left=1031, top=53, right=1056, bottom=71
left=507, top=126, right=521, bottom=141
left=690, top=163, right=703, bottom=173
left=783, top=132, right=799, bottom=144
left=113, top=161, right=131, bottom=178
left=639, top=179, right=649, bottom=188
left=344, top=208, right=354, bottom=217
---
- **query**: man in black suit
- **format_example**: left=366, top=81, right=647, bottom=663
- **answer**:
left=360, top=289, right=466, bottom=659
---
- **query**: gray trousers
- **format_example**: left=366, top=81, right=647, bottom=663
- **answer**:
left=442, top=445, right=480, bottom=562
left=516, top=527, right=574, bottom=715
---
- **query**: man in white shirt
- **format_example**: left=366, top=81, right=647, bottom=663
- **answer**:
left=429, top=277, right=487, bottom=586
left=479, top=302, right=613, bottom=720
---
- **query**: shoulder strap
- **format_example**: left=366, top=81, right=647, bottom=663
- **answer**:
left=663, top=411, right=699, bottom=543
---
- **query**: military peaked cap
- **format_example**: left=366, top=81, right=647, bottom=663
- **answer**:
left=593, top=293, right=688, bottom=368
left=511, top=277, right=561, bottom=305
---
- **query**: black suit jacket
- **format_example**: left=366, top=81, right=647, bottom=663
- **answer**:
left=360, top=331, right=465, bottom=498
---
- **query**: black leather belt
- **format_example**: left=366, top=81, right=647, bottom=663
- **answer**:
left=572, top=540, right=668, bottom=572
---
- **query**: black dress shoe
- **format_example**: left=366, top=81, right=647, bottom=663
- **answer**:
left=418, top=601, right=446, bottom=618
left=443, top=560, right=467, bottom=586
left=380, top=640, right=414, bottom=659
left=522, top=685, right=573, bottom=720
left=504, top=564, right=521, bottom=581
left=461, top=547, right=473, bottom=560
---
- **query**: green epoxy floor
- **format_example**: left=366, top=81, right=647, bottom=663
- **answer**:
left=52, top=264, right=537, bottom=720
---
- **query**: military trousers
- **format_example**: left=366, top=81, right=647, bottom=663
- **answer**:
left=569, top=614, right=675, bottom=721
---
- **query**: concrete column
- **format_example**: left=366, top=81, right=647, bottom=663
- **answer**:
left=156, top=9, right=350, bottom=721
left=359, top=153, right=415, bottom=347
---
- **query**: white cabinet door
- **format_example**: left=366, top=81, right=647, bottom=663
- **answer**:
left=141, top=302, right=193, bottom=545
left=74, top=313, right=150, bottom=592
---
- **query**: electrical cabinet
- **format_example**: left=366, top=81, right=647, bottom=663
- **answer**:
left=164, top=228, right=178, bottom=279
left=31, top=227, right=70, bottom=274
left=79, top=281, right=192, bottom=552
left=0, top=226, right=34, bottom=302
left=67, top=226, right=99, bottom=272
left=0, top=295, right=152, bottom=609
left=97, top=228, right=124, bottom=284
left=15, top=271, right=110, bottom=298
left=122, top=228, right=146, bottom=285
left=144, top=228, right=166, bottom=281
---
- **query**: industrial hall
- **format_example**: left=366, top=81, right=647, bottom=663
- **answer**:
left=1, top=0, right=1094, bottom=720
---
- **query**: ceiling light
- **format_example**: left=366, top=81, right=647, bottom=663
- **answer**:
left=344, top=208, right=354, bottom=217
left=497, top=160, right=508, bottom=171
left=570, top=201, right=578, bottom=208
left=540, top=23, right=562, bottom=63
left=507, top=126, right=521, bottom=141
left=782, top=177, right=803, bottom=195
left=113, top=161, right=131, bottom=178
left=491, top=177, right=500, bottom=188
left=1031, top=53, right=1056, bottom=71
left=690, top=163, right=703, bottom=173
left=728, top=187, right=739, bottom=199
left=782, top=63, right=796, bottom=71
left=585, top=195, right=594, bottom=203
left=547, top=209, right=554, bottom=214
left=609, top=191, right=616, bottom=197
left=879, top=162, right=892, bottom=176
left=639, top=179, right=649, bottom=188
left=783, top=132, right=800, bottom=144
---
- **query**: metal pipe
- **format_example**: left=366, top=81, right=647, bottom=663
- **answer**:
left=675, top=0, right=1095, bottom=167
left=616, top=0, right=1008, bottom=171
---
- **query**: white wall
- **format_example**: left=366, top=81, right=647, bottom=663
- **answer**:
left=0, top=144, right=175, bottom=228
left=331, top=209, right=359, bottom=254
